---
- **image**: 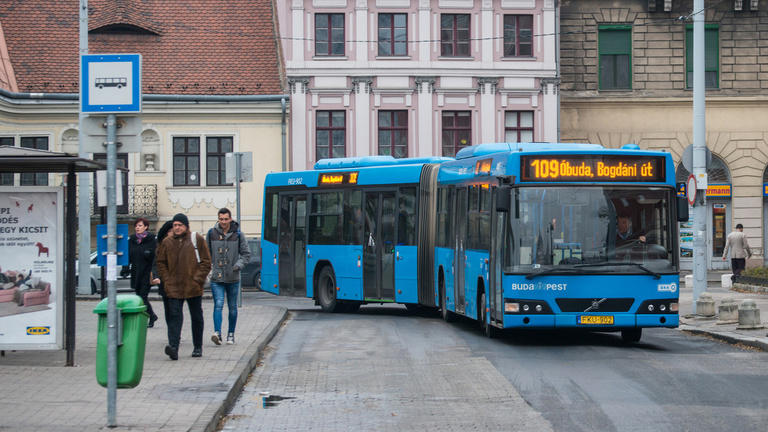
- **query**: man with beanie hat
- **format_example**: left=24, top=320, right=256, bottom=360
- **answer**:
left=157, top=213, right=211, bottom=359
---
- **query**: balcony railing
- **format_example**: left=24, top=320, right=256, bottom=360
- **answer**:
left=89, top=184, right=158, bottom=218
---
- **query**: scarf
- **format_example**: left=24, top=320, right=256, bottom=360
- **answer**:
left=136, top=231, right=149, bottom=244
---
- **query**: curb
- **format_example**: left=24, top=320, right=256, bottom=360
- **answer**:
left=191, top=306, right=288, bottom=432
left=679, top=325, right=768, bottom=352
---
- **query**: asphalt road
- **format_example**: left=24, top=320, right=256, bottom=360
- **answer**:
left=222, top=294, right=768, bottom=431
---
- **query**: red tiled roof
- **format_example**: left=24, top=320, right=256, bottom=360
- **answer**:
left=0, top=0, right=283, bottom=95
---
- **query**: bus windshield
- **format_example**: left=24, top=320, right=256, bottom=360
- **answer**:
left=504, top=186, right=676, bottom=275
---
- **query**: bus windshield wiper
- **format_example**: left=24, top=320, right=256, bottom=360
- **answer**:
left=525, top=266, right=582, bottom=280
left=575, top=261, right=661, bottom=279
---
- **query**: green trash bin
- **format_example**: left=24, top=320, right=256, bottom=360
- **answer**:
left=93, top=294, right=149, bottom=388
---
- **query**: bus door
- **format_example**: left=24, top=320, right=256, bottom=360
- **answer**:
left=363, top=191, right=396, bottom=300
left=454, top=187, right=467, bottom=314
left=490, top=189, right=505, bottom=323
left=278, top=194, right=307, bottom=296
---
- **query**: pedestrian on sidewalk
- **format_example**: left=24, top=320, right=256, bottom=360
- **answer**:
left=152, top=219, right=174, bottom=328
left=128, top=217, right=158, bottom=328
left=207, top=208, right=250, bottom=346
left=157, top=213, right=211, bottom=360
left=722, top=223, right=752, bottom=281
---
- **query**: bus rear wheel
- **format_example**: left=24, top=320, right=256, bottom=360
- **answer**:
left=621, top=328, right=642, bottom=344
left=317, top=266, right=340, bottom=313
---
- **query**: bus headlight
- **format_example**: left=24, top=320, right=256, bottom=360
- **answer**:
left=647, top=304, right=654, bottom=312
left=669, top=302, right=679, bottom=312
left=505, top=302, right=520, bottom=313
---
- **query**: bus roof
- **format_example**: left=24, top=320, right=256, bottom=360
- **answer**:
left=314, top=155, right=452, bottom=169
left=455, top=142, right=605, bottom=159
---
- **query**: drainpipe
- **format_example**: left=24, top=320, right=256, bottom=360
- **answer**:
left=281, top=97, right=287, bottom=172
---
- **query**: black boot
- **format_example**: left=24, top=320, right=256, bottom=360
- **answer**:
left=164, top=345, right=178, bottom=360
left=191, top=347, right=202, bottom=357
left=148, top=315, right=158, bottom=328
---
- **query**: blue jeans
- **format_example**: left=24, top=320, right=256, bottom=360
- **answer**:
left=211, top=281, right=239, bottom=334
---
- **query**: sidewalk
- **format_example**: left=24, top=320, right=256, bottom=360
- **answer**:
left=0, top=292, right=287, bottom=432
left=678, top=271, right=768, bottom=351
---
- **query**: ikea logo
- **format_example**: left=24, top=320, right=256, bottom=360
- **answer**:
left=26, top=326, right=50, bottom=335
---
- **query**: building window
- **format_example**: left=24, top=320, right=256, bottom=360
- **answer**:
left=599, top=26, right=632, bottom=90
left=378, top=110, right=408, bottom=158
left=503, top=15, right=533, bottom=57
left=0, top=137, right=13, bottom=185
left=504, top=111, right=534, bottom=142
left=378, top=13, right=407, bottom=56
left=173, top=137, right=200, bottom=186
left=206, top=136, right=233, bottom=186
left=316, top=111, right=346, bottom=159
left=315, top=14, right=345, bottom=56
left=441, top=111, right=471, bottom=157
left=20, top=137, right=48, bottom=186
left=686, top=25, right=719, bottom=89
left=440, top=14, right=470, bottom=57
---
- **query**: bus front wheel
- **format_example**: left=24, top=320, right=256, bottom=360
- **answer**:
left=317, top=266, right=340, bottom=313
left=621, top=328, right=642, bottom=344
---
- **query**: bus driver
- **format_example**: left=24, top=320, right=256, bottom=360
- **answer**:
left=616, top=215, right=646, bottom=247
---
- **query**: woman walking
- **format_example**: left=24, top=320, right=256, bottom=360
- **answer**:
left=129, top=217, right=158, bottom=327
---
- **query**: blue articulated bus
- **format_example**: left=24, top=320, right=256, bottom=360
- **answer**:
left=260, top=155, right=451, bottom=313
left=262, top=143, right=688, bottom=343
left=434, top=142, right=688, bottom=342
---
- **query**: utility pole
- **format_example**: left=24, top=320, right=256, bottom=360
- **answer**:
left=77, top=1, right=91, bottom=296
left=692, top=0, right=708, bottom=307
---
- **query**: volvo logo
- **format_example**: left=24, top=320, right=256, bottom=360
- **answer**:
left=584, top=298, right=607, bottom=312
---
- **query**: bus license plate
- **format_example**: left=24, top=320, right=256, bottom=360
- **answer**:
left=579, top=315, right=614, bottom=325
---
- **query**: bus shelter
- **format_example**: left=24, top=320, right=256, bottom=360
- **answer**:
left=0, top=145, right=105, bottom=365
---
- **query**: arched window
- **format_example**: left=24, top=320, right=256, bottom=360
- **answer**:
left=675, top=153, right=731, bottom=184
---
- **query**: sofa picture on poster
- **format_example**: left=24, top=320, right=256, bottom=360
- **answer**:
left=0, top=269, right=52, bottom=317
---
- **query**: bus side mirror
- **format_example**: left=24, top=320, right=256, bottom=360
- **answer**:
left=677, top=197, right=689, bottom=222
left=496, top=187, right=511, bottom=212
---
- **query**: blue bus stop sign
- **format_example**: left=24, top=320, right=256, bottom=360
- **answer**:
left=81, top=54, right=142, bottom=114
left=96, top=224, right=129, bottom=266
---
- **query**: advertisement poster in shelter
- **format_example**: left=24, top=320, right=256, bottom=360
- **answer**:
left=0, top=187, right=63, bottom=349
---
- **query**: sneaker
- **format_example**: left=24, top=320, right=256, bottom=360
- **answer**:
left=226, top=333, right=235, bottom=345
left=211, top=332, right=221, bottom=345
left=191, top=347, right=202, bottom=357
left=164, top=345, right=178, bottom=361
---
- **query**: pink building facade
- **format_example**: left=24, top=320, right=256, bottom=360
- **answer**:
left=277, top=0, right=559, bottom=169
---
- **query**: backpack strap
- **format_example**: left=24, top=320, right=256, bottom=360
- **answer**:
left=191, top=231, right=200, bottom=263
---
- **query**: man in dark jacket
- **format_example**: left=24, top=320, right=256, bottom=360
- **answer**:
left=156, top=213, right=212, bottom=360
left=207, top=208, right=250, bottom=345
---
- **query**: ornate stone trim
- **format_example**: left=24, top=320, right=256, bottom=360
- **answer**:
left=540, top=77, right=561, bottom=95
left=414, top=76, right=436, bottom=93
left=288, top=77, right=310, bottom=94
left=476, top=77, right=499, bottom=94
left=351, top=76, right=373, bottom=94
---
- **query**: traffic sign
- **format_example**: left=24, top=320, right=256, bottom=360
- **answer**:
left=686, top=174, right=697, bottom=206
left=81, top=54, right=142, bottom=113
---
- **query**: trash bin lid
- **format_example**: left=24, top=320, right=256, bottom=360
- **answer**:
left=93, top=294, right=147, bottom=314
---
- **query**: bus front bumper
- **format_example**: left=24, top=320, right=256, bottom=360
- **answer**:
left=502, top=313, right=679, bottom=329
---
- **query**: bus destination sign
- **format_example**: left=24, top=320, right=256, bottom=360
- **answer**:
left=319, top=171, right=359, bottom=186
left=520, top=155, right=665, bottom=182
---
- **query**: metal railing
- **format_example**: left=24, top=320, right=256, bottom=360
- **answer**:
left=89, top=184, right=158, bottom=217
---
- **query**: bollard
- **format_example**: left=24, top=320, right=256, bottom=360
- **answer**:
left=736, top=299, right=764, bottom=329
left=685, top=274, right=693, bottom=289
left=695, top=292, right=715, bottom=317
left=716, top=297, right=738, bottom=324
left=721, top=273, right=733, bottom=289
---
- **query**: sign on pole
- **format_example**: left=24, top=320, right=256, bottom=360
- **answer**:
left=81, top=54, right=142, bottom=114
